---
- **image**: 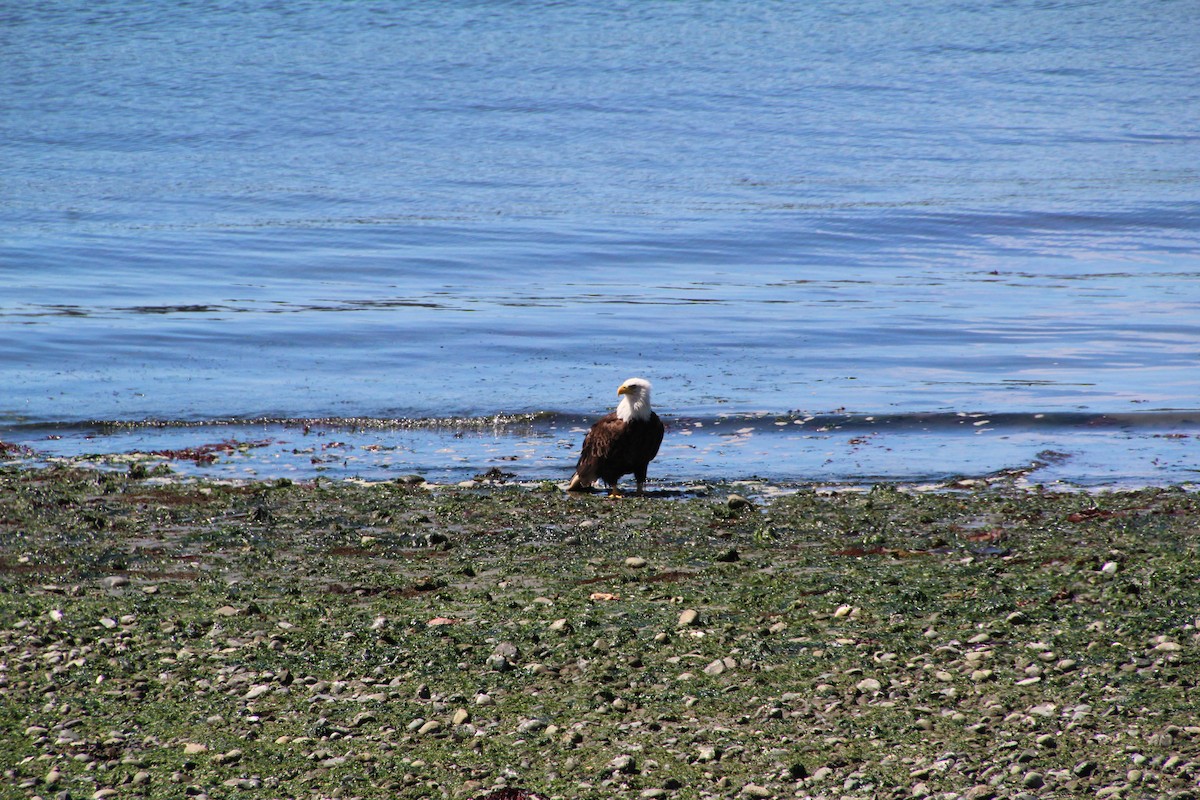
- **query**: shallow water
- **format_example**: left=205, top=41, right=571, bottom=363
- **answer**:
left=4, top=410, right=1197, bottom=490
left=2, top=1, right=1198, bottom=483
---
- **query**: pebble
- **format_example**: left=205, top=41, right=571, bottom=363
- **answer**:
left=704, top=657, right=737, bottom=676
left=212, top=748, right=242, bottom=765
left=516, top=718, right=547, bottom=734
left=1022, top=771, right=1045, bottom=789
left=485, top=654, right=513, bottom=671
left=452, top=708, right=471, bottom=725
left=741, top=784, right=771, bottom=797
left=856, top=677, right=882, bottom=693
left=183, top=742, right=208, bottom=754
left=609, top=754, right=637, bottom=774
left=417, top=720, right=442, bottom=735
left=223, top=778, right=260, bottom=789
left=492, top=641, right=520, bottom=658
left=678, top=609, right=700, bottom=627
left=101, top=575, right=130, bottom=589
left=625, top=556, right=647, bottom=568
left=132, top=771, right=151, bottom=786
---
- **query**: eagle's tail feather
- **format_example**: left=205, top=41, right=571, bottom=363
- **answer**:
left=567, top=471, right=593, bottom=492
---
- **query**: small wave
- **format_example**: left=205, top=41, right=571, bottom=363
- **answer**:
left=8, top=408, right=1199, bottom=439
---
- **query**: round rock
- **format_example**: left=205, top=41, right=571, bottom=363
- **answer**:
left=856, top=677, right=882, bottom=693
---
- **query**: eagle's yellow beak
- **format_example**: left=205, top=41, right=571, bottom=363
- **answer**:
left=617, top=385, right=629, bottom=396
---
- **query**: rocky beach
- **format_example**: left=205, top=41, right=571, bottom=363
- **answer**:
left=1, top=465, right=1198, bottom=800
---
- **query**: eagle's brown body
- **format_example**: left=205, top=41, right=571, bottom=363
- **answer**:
left=567, top=378, right=664, bottom=496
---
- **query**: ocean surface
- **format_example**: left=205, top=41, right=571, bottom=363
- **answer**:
left=2, top=1, right=1198, bottom=487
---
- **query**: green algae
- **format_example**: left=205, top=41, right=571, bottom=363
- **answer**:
left=1, top=467, right=1198, bottom=799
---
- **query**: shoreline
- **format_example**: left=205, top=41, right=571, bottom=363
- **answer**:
left=3, top=464, right=1199, bottom=799
left=3, top=417, right=1198, bottom=491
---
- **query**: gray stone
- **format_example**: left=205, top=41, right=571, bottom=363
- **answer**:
left=609, top=754, right=637, bottom=774
left=727, top=494, right=752, bottom=510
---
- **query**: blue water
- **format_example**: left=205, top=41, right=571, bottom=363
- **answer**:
left=2, top=1, right=1199, bottom=485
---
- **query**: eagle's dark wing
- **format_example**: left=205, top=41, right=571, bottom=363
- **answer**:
left=567, top=412, right=622, bottom=491
left=568, top=412, right=663, bottom=494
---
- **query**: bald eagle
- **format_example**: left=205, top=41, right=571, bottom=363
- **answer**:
left=567, top=377, right=665, bottom=496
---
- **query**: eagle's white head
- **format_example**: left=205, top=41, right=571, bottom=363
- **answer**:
left=615, top=377, right=653, bottom=422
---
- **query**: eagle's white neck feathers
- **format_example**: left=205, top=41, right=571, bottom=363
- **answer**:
left=615, top=378, right=653, bottom=423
